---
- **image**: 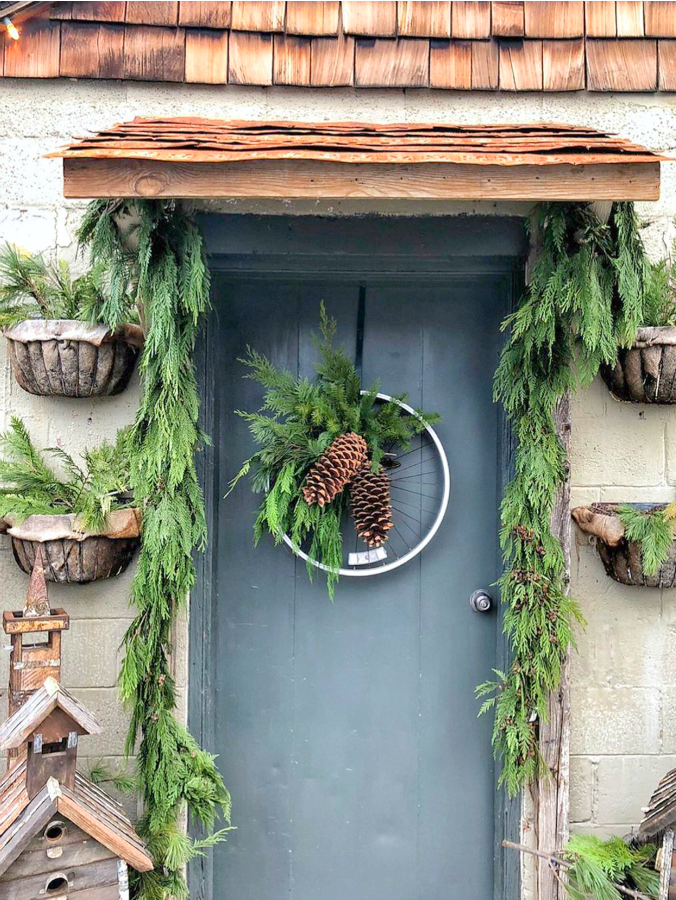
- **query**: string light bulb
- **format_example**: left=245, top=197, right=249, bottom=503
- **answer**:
left=3, top=18, right=20, bottom=41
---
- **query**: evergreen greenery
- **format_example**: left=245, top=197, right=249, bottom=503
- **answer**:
left=642, top=225, right=676, bottom=327
left=619, top=503, right=676, bottom=575
left=0, top=242, right=116, bottom=327
left=228, top=303, right=439, bottom=598
left=564, top=835, right=659, bottom=900
left=478, top=203, right=651, bottom=795
left=78, top=200, right=231, bottom=900
left=0, top=416, right=130, bottom=532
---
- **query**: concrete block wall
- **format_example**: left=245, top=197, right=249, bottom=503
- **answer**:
left=0, top=76, right=675, bottom=886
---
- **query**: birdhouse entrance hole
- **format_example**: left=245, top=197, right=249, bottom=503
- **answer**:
left=44, top=820, right=66, bottom=842
left=45, top=872, right=68, bottom=892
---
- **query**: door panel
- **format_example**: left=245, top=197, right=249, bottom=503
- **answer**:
left=209, top=271, right=509, bottom=900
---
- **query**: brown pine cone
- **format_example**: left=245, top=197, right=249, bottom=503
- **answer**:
left=302, top=432, right=368, bottom=507
left=350, top=463, right=394, bottom=547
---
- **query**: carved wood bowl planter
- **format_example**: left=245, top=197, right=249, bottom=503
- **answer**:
left=600, top=326, right=676, bottom=403
left=3, top=320, right=144, bottom=398
left=2, top=508, right=142, bottom=584
left=572, top=502, right=676, bottom=587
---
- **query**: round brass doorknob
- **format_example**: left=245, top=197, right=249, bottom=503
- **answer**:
left=469, top=590, right=493, bottom=613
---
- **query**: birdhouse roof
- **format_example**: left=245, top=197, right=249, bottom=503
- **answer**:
left=639, top=765, right=676, bottom=838
left=0, top=678, right=101, bottom=751
left=0, top=766, right=153, bottom=875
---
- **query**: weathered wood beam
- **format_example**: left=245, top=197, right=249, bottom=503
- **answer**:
left=61, top=158, right=661, bottom=201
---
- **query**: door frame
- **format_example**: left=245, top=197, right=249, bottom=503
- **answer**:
left=188, top=214, right=527, bottom=900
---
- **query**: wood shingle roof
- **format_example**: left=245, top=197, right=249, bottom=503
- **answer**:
left=2, top=1, right=676, bottom=91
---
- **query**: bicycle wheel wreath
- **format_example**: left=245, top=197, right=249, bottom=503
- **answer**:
left=227, top=305, right=445, bottom=598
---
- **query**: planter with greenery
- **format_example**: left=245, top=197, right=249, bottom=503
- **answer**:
left=601, top=241, right=676, bottom=403
left=572, top=502, right=676, bottom=587
left=0, top=244, right=143, bottom=397
left=0, top=417, right=140, bottom=583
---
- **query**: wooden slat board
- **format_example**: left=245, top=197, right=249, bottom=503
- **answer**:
left=286, top=2, right=340, bottom=36
left=342, top=1, right=397, bottom=36
left=61, top=157, right=661, bottom=201
left=3, top=18, right=60, bottom=78
left=123, top=24, right=185, bottom=81
left=543, top=40, right=585, bottom=90
left=645, top=2, right=676, bottom=38
left=126, top=1, right=179, bottom=26
left=231, top=0, right=285, bottom=32
left=310, top=34, right=355, bottom=85
left=71, top=2, right=126, bottom=22
left=185, top=27, right=228, bottom=83
left=178, top=1, right=232, bottom=28
left=60, top=22, right=125, bottom=78
left=452, top=1, right=491, bottom=38
left=616, top=0, right=644, bottom=36
left=587, top=38, right=658, bottom=90
left=355, top=37, right=429, bottom=86
left=492, top=1, right=525, bottom=37
left=430, top=39, right=472, bottom=88
left=660, top=40, right=676, bottom=90
left=397, top=2, right=451, bottom=38
left=228, top=30, right=273, bottom=84
left=499, top=38, right=543, bottom=90
left=585, top=1, right=617, bottom=37
left=274, top=34, right=311, bottom=85
left=524, top=1, right=584, bottom=37
left=471, top=38, right=499, bottom=87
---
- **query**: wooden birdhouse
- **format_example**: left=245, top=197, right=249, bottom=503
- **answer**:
left=0, top=556, right=153, bottom=897
left=3, top=549, right=69, bottom=767
left=639, top=767, right=676, bottom=899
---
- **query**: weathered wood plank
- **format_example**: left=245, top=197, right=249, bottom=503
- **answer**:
left=3, top=17, right=60, bottom=77
left=452, top=1, right=491, bottom=38
left=310, top=34, right=355, bottom=85
left=274, top=34, right=311, bottom=85
left=472, top=37, right=499, bottom=86
left=62, top=157, right=662, bottom=202
left=178, top=1, right=232, bottom=28
left=125, top=1, right=178, bottom=26
left=492, top=1, right=525, bottom=36
left=123, top=24, right=185, bottom=81
left=70, top=2, right=126, bottom=21
left=616, top=1, right=644, bottom=36
left=660, top=40, right=676, bottom=90
left=355, top=37, right=429, bottom=86
left=286, top=2, right=340, bottom=36
left=585, top=1, right=617, bottom=36
left=230, top=1, right=285, bottom=32
left=645, top=2, right=676, bottom=37
left=543, top=39, right=584, bottom=90
left=228, top=31, right=273, bottom=85
left=185, top=27, right=228, bottom=83
left=342, top=1, right=397, bottom=36
left=2, top=856, right=118, bottom=899
left=524, top=1, right=584, bottom=37
left=49, top=2, right=73, bottom=19
left=430, top=39, right=471, bottom=88
left=499, top=38, right=542, bottom=90
left=397, top=2, right=451, bottom=37
left=587, top=38, right=657, bottom=90
left=60, top=22, right=125, bottom=79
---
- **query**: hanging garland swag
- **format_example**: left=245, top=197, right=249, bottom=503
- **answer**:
left=78, top=199, right=653, bottom=894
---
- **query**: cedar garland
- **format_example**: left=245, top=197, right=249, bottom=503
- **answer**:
left=78, top=200, right=231, bottom=899
left=478, top=202, right=651, bottom=795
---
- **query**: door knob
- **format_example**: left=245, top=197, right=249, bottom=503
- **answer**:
left=469, top=590, right=493, bottom=613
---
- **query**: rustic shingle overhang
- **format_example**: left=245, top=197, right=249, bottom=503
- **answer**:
left=48, top=118, right=664, bottom=201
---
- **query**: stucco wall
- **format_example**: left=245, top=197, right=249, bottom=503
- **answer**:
left=1, top=76, right=675, bottom=884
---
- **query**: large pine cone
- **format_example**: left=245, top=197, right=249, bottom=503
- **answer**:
left=350, top=463, right=394, bottom=547
left=303, top=432, right=368, bottom=507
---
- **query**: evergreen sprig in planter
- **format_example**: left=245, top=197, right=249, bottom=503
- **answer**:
left=0, top=244, right=143, bottom=398
left=601, top=326, right=676, bottom=403
left=572, top=502, right=676, bottom=587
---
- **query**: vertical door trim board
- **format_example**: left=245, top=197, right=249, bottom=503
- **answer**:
left=189, top=214, right=530, bottom=900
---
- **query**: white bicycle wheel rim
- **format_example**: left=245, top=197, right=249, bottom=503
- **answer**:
left=282, top=392, right=450, bottom=577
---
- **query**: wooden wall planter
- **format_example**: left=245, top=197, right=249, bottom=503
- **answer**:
left=601, top=326, right=676, bottom=403
left=572, top=502, right=676, bottom=587
left=4, top=320, right=144, bottom=398
left=2, top=509, right=142, bottom=584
